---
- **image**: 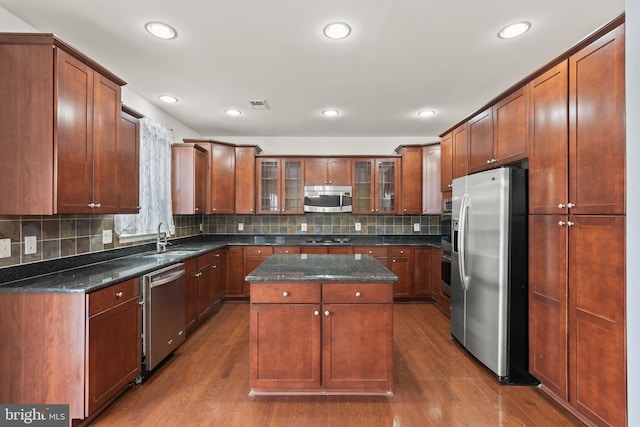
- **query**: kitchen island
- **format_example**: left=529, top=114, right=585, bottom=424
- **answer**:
left=245, top=254, right=397, bottom=396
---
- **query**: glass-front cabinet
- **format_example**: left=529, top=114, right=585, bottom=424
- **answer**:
left=352, top=158, right=399, bottom=214
left=256, top=158, right=304, bottom=214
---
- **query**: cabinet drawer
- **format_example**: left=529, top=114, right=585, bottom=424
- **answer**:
left=251, top=282, right=320, bottom=303
left=389, top=246, right=411, bottom=257
left=246, top=246, right=274, bottom=257
left=323, top=282, right=393, bottom=303
left=273, top=246, right=301, bottom=254
left=88, top=278, right=140, bottom=316
left=353, top=246, right=387, bottom=257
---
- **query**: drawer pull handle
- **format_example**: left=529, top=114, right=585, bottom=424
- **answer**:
left=324, top=310, right=330, bottom=316
left=168, top=339, right=173, bottom=345
left=115, top=292, right=123, bottom=298
left=282, top=291, right=289, bottom=297
left=355, top=292, right=361, bottom=298
left=314, top=310, right=320, bottom=316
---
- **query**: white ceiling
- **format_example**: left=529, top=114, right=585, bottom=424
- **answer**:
left=0, top=1, right=625, bottom=138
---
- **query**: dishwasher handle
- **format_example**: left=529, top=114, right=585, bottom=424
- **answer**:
left=149, top=269, right=185, bottom=288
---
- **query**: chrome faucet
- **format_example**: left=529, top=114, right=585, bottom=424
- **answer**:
left=157, top=221, right=169, bottom=252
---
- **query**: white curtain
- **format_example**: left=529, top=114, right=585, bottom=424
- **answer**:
left=114, top=117, right=174, bottom=238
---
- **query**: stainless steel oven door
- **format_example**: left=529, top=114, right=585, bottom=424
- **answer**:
left=441, top=252, right=452, bottom=297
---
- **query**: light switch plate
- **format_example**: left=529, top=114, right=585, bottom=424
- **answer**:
left=0, top=238, right=10, bottom=259
left=413, top=223, right=421, bottom=232
left=301, top=223, right=307, bottom=232
left=238, top=223, right=244, bottom=231
left=102, top=229, right=113, bottom=244
left=24, top=235, right=37, bottom=255
left=355, top=222, right=361, bottom=231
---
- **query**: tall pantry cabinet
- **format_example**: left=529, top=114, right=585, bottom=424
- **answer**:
left=528, top=23, right=626, bottom=427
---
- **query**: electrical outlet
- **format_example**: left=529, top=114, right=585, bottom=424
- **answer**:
left=413, top=223, right=421, bottom=232
left=199, top=223, right=203, bottom=232
left=24, top=235, right=37, bottom=255
left=355, top=222, right=361, bottom=231
left=301, top=223, right=307, bottom=232
left=238, top=222, right=244, bottom=231
left=0, top=238, right=10, bottom=259
left=102, top=229, right=113, bottom=244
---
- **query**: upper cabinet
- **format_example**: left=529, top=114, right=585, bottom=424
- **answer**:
left=468, top=85, right=529, bottom=174
left=0, top=33, right=128, bottom=215
left=440, top=133, right=453, bottom=191
left=395, top=146, right=422, bottom=215
left=304, top=158, right=352, bottom=186
left=422, top=144, right=442, bottom=214
left=452, top=123, right=469, bottom=180
left=235, top=145, right=261, bottom=214
left=256, top=158, right=305, bottom=214
left=172, top=143, right=207, bottom=215
left=187, top=140, right=236, bottom=214
left=352, top=158, right=400, bottom=214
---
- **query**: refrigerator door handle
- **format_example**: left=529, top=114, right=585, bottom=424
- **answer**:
left=458, top=194, right=469, bottom=290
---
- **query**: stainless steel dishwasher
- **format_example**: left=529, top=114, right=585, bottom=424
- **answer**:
left=141, top=263, right=186, bottom=377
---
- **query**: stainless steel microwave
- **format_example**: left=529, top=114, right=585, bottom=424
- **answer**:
left=304, top=185, right=352, bottom=213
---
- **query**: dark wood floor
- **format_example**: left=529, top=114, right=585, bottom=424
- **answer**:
left=91, top=302, right=583, bottom=426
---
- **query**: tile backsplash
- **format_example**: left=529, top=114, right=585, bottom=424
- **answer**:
left=0, top=213, right=439, bottom=269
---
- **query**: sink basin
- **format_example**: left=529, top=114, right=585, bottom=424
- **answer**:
left=143, top=250, right=198, bottom=260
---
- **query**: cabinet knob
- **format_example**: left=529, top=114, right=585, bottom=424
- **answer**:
left=212, top=265, right=216, bottom=269
left=213, top=208, right=217, bottom=212
left=285, top=250, right=289, bottom=253
left=558, top=221, right=566, bottom=226
left=393, top=259, right=397, bottom=263
left=567, top=203, right=575, bottom=208
left=558, top=203, right=565, bottom=209
left=567, top=221, right=575, bottom=227
left=282, top=291, right=289, bottom=297
left=328, top=180, right=332, bottom=184
left=115, top=291, right=123, bottom=298
left=250, top=208, right=254, bottom=212
left=314, top=310, right=320, bottom=316
left=355, top=292, right=361, bottom=298
left=403, top=209, right=407, bottom=212
left=324, top=310, right=330, bottom=316
left=88, top=203, right=95, bottom=208
left=257, top=250, right=261, bottom=254
left=95, top=203, right=101, bottom=208
left=371, top=209, right=375, bottom=212
left=368, top=251, right=373, bottom=254
left=400, top=250, right=404, bottom=254
left=448, top=184, right=453, bottom=188
left=195, top=207, right=199, bottom=211
left=168, top=339, right=173, bottom=345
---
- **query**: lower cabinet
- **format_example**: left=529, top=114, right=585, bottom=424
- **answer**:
left=243, top=246, right=274, bottom=297
left=249, top=281, right=393, bottom=394
left=389, top=246, right=413, bottom=298
left=225, top=246, right=245, bottom=297
left=185, top=250, right=223, bottom=334
left=0, top=278, right=141, bottom=423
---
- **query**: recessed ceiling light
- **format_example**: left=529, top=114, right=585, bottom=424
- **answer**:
left=323, top=22, right=351, bottom=40
left=145, top=21, right=178, bottom=40
left=322, top=109, right=339, bottom=117
left=418, top=110, right=436, bottom=117
left=159, top=95, right=178, bottom=103
left=225, top=109, right=242, bottom=116
left=497, top=21, right=531, bottom=39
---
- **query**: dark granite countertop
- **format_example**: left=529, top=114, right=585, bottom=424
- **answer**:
left=0, top=234, right=436, bottom=293
left=245, top=254, right=398, bottom=282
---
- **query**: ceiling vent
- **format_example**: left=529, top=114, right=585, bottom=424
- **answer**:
left=249, top=100, right=270, bottom=110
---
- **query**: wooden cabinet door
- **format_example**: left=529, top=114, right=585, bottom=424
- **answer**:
left=494, top=85, right=529, bottom=166
left=196, top=253, right=214, bottom=319
left=467, top=108, right=494, bottom=173
left=326, top=158, right=351, bottom=185
left=250, top=304, right=321, bottom=389
left=569, top=215, right=625, bottom=427
left=452, top=123, right=469, bottom=179
left=440, top=133, right=453, bottom=191
left=225, top=246, right=245, bottom=297
left=211, top=143, right=236, bottom=213
left=389, top=247, right=412, bottom=297
left=184, top=258, right=199, bottom=333
left=244, top=247, right=273, bottom=297
left=322, top=303, right=393, bottom=389
left=528, top=215, right=568, bottom=401
left=56, top=49, right=94, bottom=213
left=304, top=158, right=328, bottom=185
left=235, top=146, right=257, bottom=214
left=91, top=72, right=121, bottom=213
left=398, top=147, right=422, bottom=215
left=352, top=159, right=375, bottom=213
left=256, top=158, right=281, bottom=213
left=375, top=158, right=399, bottom=214
left=172, top=144, right=207, bottom=214
left=87, top=293, right=141, bottom=416
left=282, top=158, right=304, bottom=214
left=422, top=144, right=442, bottom=214
left=569, top=25, right=625, bottom=215
left=412, top=247, right=431, bottom=298
left=529, top=61, right=569, bottom=215
left=119, top=111, right=140, bottom=213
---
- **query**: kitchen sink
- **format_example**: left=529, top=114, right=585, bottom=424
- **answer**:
left=143, top=250, right=199, bottom=260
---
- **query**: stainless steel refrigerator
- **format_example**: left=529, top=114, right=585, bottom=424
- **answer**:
left=451, top=167, right=536, bottom=385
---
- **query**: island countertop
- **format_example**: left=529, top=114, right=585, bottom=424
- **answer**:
left=245, top=254, right=398, bottom=282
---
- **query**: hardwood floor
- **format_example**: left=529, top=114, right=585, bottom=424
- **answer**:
left=90, top=303, right=582, bottom=426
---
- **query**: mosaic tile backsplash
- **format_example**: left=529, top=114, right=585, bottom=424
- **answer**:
left=0, top=213, right=440, bottom=268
